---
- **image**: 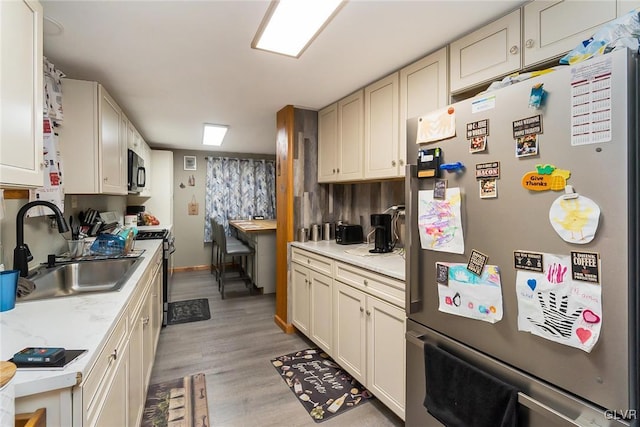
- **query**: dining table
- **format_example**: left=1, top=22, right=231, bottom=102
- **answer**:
left=228, top=219, right=277, bottom=294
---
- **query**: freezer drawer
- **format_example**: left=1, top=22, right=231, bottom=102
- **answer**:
left=405, top=319, right=630, bottom=427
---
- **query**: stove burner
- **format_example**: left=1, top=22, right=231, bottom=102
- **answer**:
left=136, top=229, right=168, bottom=240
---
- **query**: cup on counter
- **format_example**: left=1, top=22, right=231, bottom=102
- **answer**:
left=68, top=239, right=87, bottom=258
left=0, top=270, right=19, bottom=312
left=297, top=228, right=309, bottom=242
left=310, top=224, right=320, bottom=242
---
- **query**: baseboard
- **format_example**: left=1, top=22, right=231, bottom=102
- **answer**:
left=172, top=265, right=210, bottom=273
left=274, top=315, right=295, bottom=334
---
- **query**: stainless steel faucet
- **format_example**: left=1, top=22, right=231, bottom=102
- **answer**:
left=14, top=201, right=69, bottom=277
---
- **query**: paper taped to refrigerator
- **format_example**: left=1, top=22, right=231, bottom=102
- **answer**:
left=418, top=188, right=464, bottom=254
left=416, top=107, right=456, bottom=144
left=437, top=263, right=503, bottom=323
left=516, top=252, right=602, bottom=352
left=549, top=193, right=600, bottom=244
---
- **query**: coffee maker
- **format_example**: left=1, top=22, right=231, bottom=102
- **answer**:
left=369, top=213, right=393, bottom=253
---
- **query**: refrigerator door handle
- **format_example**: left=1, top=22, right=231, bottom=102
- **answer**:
left=517, top=393, right=583, bottom=427
left=405, top=330, right=426, bottom=348
left=405, top=164, right=422, bottom=314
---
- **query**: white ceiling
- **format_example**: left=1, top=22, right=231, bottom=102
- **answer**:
left=42, top=0, right=526, bottom=155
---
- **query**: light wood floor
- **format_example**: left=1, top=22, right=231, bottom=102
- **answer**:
left=149, top=269, right=405, bottom=427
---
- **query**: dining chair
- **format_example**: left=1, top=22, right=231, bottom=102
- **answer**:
left=214, top=222, right=254, bottom=299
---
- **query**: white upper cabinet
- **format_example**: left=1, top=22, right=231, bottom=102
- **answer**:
left=364, top=73, right=400, bottom=180
left=450, top=9, right=522, bottom=93
left=337, top=90, right=364, bottom=182
left=523, top=1, right=617, bottom=67
left=0, top=0, right=44, bottom=188
left=399, top=47, right=448, bottom=159
left=58, top=79, right=127, bottom=195
left=619, top=0, right=640, bottom=16
left=318, top=103, right=338, bottom=183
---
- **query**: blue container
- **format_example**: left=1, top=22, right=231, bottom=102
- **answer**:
left=0, top=270, right=19, bottom=312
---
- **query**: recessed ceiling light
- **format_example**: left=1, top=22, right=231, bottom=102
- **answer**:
left=202, top=124, right=228, bottom=146
left=252, top=0, right=344, bottom=58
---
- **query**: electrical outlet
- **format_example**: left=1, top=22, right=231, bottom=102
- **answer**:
left=71, top=195, right=78, bottom=209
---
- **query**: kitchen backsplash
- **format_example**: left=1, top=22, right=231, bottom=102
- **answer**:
left=292, top=108, right=404, bottom=237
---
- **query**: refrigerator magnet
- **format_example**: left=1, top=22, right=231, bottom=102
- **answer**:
left=436, top=263, right=449, bottom=286
left=433, top=179, right=447, bottom=200
left=469, top=136, right=487, bottom=153
left=467, top=250, right=489, bottom=277
left=417, top=148, right=442, bottom=178
left=515, top=134, right=539, bottom=158
left=521, top=164, right=571, bottom=191
left=479, top=179, right=497, bottom=198
left=514, top=251, right=544, bottom=272
left=571, top=251, right=600, bottom=284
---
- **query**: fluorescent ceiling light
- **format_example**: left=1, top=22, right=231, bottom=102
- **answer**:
left=252, top=0, right=344, bottom=58
left=202, top=124, right=228, bottom=146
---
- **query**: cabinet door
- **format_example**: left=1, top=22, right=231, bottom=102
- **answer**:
left=0, top=0, right=44, bottom=188
left=364, top=73, right=400, bottom=179
left=128, top=305, right=145, bottom=427
left=99, top=87, right=126, bottom=194
left=450, top=9, right=521, bottom=93
left=523, top=1, right=616, bottom=67
left=400, top=47, right=448, bottom=158
left=310, top=271, right=333, bottom=354
left=366, top=296, right=405, bottom=420
left=151, top=265, right=163, bottom=352
left=337, top=90, right=364, bottom=181
left=333, top=282, right=366, bottom=384
left=318, top=103, right=338, bottom=183
left=95, top=343, right=128, bottom=427
left=291, top=263, right=311, bottom=336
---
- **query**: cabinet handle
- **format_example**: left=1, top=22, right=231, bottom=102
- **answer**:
left=142, top=316, right=150, bottom=325
left=363, top=279, right=368, bottom=286
left=509, top=45, right=519, bottom=55
left=360, top=307, right=364, bottom=313
left=366, top=310, right=371, bottom=316
left=109, top=349, right=117, bottom=362
left=103, top=177, right=108, bottom=182
left=40, top=162, right=47, bottom=169
left=337, top=168, right=340, bottom=173
left=391, top=160, right=396, bottom=167
left=525, top=39, right=534, bottom=49
left=307, top=259, right=311, bottom=264
left=332, top=169, right=336, bottom=173
left=399, top=159, right=404, bottom=166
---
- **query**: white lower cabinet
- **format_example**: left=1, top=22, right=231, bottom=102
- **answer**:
left=290, top=247, right=405, bottom=420
left=93, top=343, right=129, bottom=427
left=333, top=280, right=405, bottom=420
left=291, top=249, right=334, bottom=354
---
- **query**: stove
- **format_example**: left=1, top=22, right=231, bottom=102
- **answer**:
left=135, top=228, right=174, bottom=326
left=136, top=229, right=169, bottom=240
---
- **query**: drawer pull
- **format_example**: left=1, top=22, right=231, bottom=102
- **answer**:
left=360, top=307, right=364, bottom=313
left=525, top=38, right=535, bottom=49
left=366, top=310, right=371, bottom=316
left=363, top=279, right=368, bottom=286
left=307, top=259, right=311, bottom=264
left=509, top=45, right=519, bottom=55
left=142, top=316, right=150, bottom=325
left=109, top=349, right=117, bottom=362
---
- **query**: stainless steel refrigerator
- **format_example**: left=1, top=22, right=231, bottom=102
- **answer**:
left=405, top=48, right=638, bottom=426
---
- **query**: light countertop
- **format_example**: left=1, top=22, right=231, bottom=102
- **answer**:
left=0, top=240, right=162, bottom=398
left=290, top=240, right=405, bottom=281
left=229, top=219, right=276, bottom=232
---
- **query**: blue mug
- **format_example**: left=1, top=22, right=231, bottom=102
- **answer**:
left=0, top=270, right=20, bottom=312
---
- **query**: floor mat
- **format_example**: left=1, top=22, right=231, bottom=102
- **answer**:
left=271, top=348, right=373, bottom=423
left=167, top=298, right=211, bottom=325
left=141, top=373, right=209, bottom=427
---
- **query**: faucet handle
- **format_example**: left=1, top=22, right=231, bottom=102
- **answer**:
left=24, top=243, right=33, bottom=262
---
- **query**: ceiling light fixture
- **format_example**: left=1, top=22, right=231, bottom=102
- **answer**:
left=202, top=124, right=228, bottom=146
left=252, top=0, right=344, bottom=58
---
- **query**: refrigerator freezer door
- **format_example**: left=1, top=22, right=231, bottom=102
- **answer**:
left=405, top=48, right=637, bottom=412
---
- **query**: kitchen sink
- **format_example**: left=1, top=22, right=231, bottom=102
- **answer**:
left=17, top=257, right=144, bottom=302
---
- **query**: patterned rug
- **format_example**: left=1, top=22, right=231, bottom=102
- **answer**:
left=141, top=373, right=209, bottom=427
left=167, top=298, right=211, bottom=325
left=271, top=348, right=373, bottom=423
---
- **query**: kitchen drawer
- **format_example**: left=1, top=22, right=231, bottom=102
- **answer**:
left=335, top=261, right=404, bottom=308
left=291, top=248, right=333, bottom=276
left=83, top=310, right=128, bottom=419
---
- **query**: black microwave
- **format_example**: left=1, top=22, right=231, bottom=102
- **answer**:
left=127, top=149, right=146, bottom=193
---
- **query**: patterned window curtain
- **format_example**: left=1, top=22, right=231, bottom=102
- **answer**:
left=204, top=157, right=276, bottom=242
